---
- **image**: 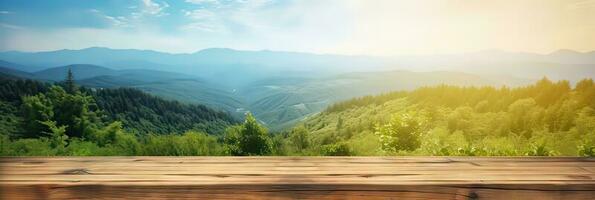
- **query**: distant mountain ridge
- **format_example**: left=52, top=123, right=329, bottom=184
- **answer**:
left=1, top=47, right=593, bottom=84
left=34, top=64, right=118, bottom=81
left=0, top=67, right=35, bottom=79
left=0, top=47, right=389, bottom=86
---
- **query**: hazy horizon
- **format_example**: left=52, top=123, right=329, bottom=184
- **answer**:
left=2, top=46, right=595, bottom=57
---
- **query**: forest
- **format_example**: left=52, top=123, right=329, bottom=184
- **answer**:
left=290, top=78, right=595, bottom=156
left=1, top=70, right=594, bottom=156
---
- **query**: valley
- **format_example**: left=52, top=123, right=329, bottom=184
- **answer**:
left=4, top=47, right=590, bottom=129
left=0, top=47, right=593, bottom=156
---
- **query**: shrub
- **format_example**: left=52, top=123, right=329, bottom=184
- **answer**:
left=375, top=112, right=426, bottom=153
left=321, top=142, right=351, bottom=156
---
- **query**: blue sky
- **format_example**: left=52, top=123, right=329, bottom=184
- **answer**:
left=0, top=0, right=353, bottom=54
left=1, top=0, right=594, bottom=55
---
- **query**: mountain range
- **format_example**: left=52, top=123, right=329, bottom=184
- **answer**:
left=1, top=47, right=593, bottom=130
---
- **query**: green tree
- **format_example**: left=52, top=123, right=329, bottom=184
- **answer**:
left=289, top=125, right=309, bottom=152
left=321, top=142, right=351, bottom=156
left=336, top=116, right=343, bottom=131
left=47, top=86, right=100, bottom=138
left=64, top=68, right=77, bottom=94
left=578, top=143, right=595, bottom=157
left=375, top=112, right=426, bottom=153
left=40, top=120, right=68, bottom=150
left=21, top=94, right=54, bottom=138
left=87, top=121, right=123, bottom=146
left=223, top=125, right=242, bottom=155
left=20, top=85, right=100, bottom=138
left=508, top=98, right=542, bottom=136
left=224, top=113, right=271, bottom=156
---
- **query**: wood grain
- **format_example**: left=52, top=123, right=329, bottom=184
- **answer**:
left=1, top=157, right=594, bottom=199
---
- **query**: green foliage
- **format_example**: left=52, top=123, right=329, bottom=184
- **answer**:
left=578, top=143, right=594, bottom=157
left=0, top=78, right=49, bottom=102
left=290, top=78, right=595, bottom=156
left=288, top=125, right=309, bottom=152
left=0, top=101, right=22, bottom=137
left=91, top=87, right=236, bottom=135
left=270, top=133, right=289, bottom=156
left=0, top=72, right=236, bottom=156
left=64, top=68, right=77, bottom=94
left=86, top=121, right=123, bottom=146
left=2, top=138, right=56, bottom=156
left=375, top=112, right=426, bottom=153
left=40, top=120, right=68, bottom=149
left=21, top=93, right=54, bottom=137
left=1, top=77, right=237, bottom=137
left=2, top=75, right=594, bottom=156
left=1, top=129, right=222, bottom=156
left=0, top=134, right=11, bottom=154
left=321, top=142, right=351, bottom=156
left=224, top=113, right=272, bottom=156
left=526, top=142, right=556, bottom=156
left=142, top=131, right=223, bottom=156
left=223, top=125, right=242, bottom=155
left=20, top=86, right=100, bottom=138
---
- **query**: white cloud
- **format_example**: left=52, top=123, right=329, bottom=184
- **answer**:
left=185, top=0, right=220, bottom=5
left=104, top=16, right=129, bottom=27
left=184, top=9, right=215, bottom=20
left=181, top=9, right=225, bottom=32
left=88, top=9, right=131, bottom=28
left=140, top=0, right=169, bottom=16
left=179, top=0, right=278, bottom=34
left=86, top=0, right=173, bottom=30
left=0, top=10, right=13, bottom=14
left=180, top=22, right=226, bottom=33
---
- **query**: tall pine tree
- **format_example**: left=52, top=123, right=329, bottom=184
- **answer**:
left=64, top=68, right=77, bottom=94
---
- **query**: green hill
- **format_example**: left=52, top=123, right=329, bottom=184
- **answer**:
left=241, top=71, right=530, bottom=130
left=0, top=60, right=36, bottom=79
left=280, top=78, right=595, bottom=156
left=33, top=64, right=118, bottom=81
left=0, top=78, right=238, bottom=136
left=80, top=75, right=244, bottom=115
left=90, top=87, right=237, bottom=135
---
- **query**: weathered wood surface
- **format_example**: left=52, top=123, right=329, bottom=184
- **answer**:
left=1, top=157, right=594, bottom=199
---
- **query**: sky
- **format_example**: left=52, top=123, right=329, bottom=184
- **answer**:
left=0, top=0, right=594, bottom=56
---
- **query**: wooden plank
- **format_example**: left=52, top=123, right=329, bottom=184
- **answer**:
left=1, top=157, right=594, bottom=199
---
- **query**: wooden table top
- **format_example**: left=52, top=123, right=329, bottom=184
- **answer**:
left=1, top=157, right=594, bottom=199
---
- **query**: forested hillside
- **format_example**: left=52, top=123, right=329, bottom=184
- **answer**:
left=278, top=78, right=595, bottom=156
left=0, top=72, right=242, bottom=155
left=0, top=76, right=237, bottom=136
left=0, top=76, right=267, bottom=156
left=1, top=72, right=593, bottom=156
left=91, top=88, right=235, bottom=134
